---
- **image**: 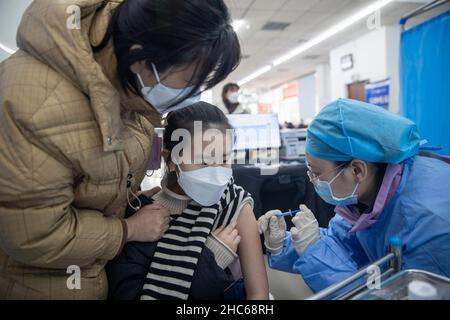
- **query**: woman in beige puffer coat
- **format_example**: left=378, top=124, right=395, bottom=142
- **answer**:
left=0, top=0, right=240, bottom=299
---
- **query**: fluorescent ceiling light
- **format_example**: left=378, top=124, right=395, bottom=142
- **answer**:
left=273, top=0, right=394, bottom=66
left=237, top=65, right=273, bottom=86
left=0, top=42, right=17, bottom=55
left=237, top=0, right=394, bottom=85
left=232, top=19, right=250, bottom=33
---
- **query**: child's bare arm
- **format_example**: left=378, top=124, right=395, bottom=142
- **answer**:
left=236, top=203, right=269, bottom=300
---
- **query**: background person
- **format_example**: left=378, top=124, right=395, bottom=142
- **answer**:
left=220, top=83, right=250, bottom=114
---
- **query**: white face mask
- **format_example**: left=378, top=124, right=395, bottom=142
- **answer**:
left=306, top=159, right=359, bottom=206
left=176, top=165, right=232, bottom=206
left=227, top=92, right=240, bottom=104
left=312, top=168, right=359, bottom=206
left=136, top=63, right=200, bottom=114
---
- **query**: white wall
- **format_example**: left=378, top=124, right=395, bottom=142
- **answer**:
left=269, top=87, right=301, bottom=125
left=0, top=0, right=32, bottom=61
left=385, top=25, right=401, bottom=113
left=329, top=26, right=401, bottom=113
left=297, top=74, right=316, bottom=123
left=200, top=89, right=213, bottom=104
left=315, top=63, right=332, bottom=113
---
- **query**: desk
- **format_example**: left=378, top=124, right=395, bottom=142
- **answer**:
left=232, top=162, right=336, bottom=228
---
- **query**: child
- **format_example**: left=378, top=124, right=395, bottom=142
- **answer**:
left=106, top=102, right=269, bottom=300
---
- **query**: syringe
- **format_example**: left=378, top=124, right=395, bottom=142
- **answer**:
left=275, top=209, right=301, bottom=217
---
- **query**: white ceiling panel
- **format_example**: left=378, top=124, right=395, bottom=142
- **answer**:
left=281, top=0, right=318, bottom=12
left=219, top=0, right=442, bottom=92
left=309, top=0, right=353, bottom=13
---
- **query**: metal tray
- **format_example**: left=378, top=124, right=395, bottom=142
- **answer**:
left=352, top=269, right=450, bottom=300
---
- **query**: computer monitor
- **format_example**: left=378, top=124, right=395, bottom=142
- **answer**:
left=279, top=128, right=307, bottom=160
left=227, top=113, right=281, bottom=150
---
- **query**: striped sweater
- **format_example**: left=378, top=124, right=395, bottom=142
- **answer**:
left=140, top=180, right=252, bottom=300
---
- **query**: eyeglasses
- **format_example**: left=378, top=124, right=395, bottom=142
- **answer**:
left=306, top=161, right=349, bottom=183
left=306, top=169, right=318, bottom=182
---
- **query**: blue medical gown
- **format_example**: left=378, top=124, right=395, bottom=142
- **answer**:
left=268, top=156, right=450, bottom=293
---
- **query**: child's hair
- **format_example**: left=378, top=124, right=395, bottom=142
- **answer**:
left=163, top=102, right=232, bottom=153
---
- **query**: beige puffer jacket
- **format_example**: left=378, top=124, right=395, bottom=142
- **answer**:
left=0, top=0, right=160, bottom=299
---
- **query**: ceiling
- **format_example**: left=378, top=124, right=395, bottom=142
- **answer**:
left=221, top=0, right=441, bottom=92
left=1, top=0, right=447, bottom=94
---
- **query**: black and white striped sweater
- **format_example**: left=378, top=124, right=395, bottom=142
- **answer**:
left=140, top=181, right=252, bottom=300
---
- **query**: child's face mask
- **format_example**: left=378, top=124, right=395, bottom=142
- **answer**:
left=176, top=165, right=232, bottom=206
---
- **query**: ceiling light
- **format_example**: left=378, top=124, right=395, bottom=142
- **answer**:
left=237, top=65, right=273, bottom=86
left=232, top=19, right=250, bottom=33
left=0, top=42, right=17, bottom=55
left=273, top=0, right=393, bottom=66
left=237, top=0, right=394, bottom=85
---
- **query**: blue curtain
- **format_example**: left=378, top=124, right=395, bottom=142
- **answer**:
left=400, top=10, right=450, bottom=155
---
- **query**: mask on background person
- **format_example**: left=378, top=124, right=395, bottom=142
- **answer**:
left=137, top=63, right=200, bottom=114
left=227, top=91, right=240, bottom=104
left=176, top=165, right=232, bottom=206
left=311, top=167, right=359, bottom=206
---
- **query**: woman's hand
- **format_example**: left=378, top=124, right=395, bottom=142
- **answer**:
left=213, top=221, right=241, bottom=253
left=290, top=204, right=321, bottom=256
left=125, top=203, right=170, bottom=242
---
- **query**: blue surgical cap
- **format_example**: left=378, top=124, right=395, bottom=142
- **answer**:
left=305, top=99, right=421, bottom=164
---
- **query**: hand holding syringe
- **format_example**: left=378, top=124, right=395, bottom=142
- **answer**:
left=257, top=209, right=301, bottom=235
left=258, top=205, right=321, bottom=256
left=275, top=209, right=301, bottom=217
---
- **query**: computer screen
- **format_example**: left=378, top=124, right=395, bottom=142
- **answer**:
left=227, top=113, right=281, bottom=150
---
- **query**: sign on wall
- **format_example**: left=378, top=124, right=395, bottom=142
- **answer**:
left=258, top=103, right=272, bottom=113
left=365, top=78, right=390, bottom=108
left=340, top=54, right=354, bottom=71
left=282, top=82, right=298, bottom=100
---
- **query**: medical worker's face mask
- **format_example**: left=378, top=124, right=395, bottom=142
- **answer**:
left=176, top=165, right=232, bottom=206
left=227, top=92, right=240, bottom=104
left=308, top=164, right=359, bottom=206
left=136, top=63, right=200, bottom=114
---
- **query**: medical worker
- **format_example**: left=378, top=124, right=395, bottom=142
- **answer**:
left=259, top=98, right=450, bottom=294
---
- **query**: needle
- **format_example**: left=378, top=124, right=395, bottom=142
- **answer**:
left=275, top=209, right=301, bottom=217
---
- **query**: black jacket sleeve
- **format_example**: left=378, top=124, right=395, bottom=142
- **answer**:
left=106, top=195, right=156, bottom=300
left=106, top=240, right=157, bottom=300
